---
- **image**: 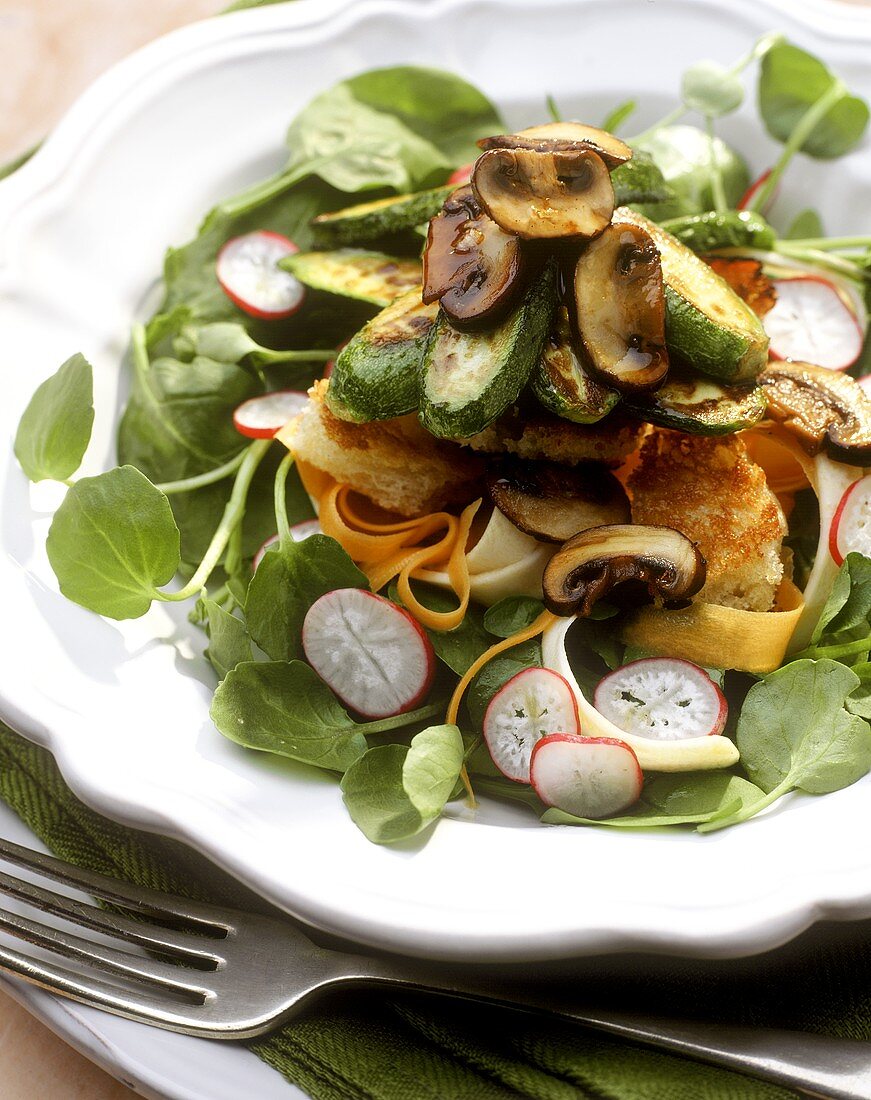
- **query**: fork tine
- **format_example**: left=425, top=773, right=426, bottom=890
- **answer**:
left=0, top=868, right=222, bottom=963
left=0, top=836, right=231, bottom=930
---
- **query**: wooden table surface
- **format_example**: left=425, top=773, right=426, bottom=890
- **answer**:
left=0, top=0, right=868, bottom=1097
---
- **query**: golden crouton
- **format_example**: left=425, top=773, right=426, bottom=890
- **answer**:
left=281, top=381, right=484, bottom=517
left=464, top=407, right=646, bottom=467
left=628, top=429, right=787, bottom=612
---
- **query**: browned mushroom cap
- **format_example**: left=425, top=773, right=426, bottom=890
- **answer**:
left=760, top=361, right=871, bottom=466
left=574, top=222, right=669, bottom=394
left=422, top=185, right=525, bottom=328
left=478, top=122, right=632, bottom=170
left=542, top=524, right=706, bottom=617
left=487, top=458, right=630, bottom=543
left=472, top=148, right=614, bottom=241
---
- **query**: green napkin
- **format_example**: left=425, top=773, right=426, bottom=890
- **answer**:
left=5, top=718, right=859, bottom=1100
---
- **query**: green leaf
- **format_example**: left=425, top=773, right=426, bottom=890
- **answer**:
left=245, top=534, right=368, bottom=661
left=467, top=639, right=542, bottom=730
left=759, top=42, right=869, bottom=158
left=660, top=210, right=776, bottom=253
left=681, top=61, right=744, bottom=117
left=785, top=208, right=824, bottom=239
left=202, top=599, right=251, bottom=679
left=601, top=99, right=636, bottom=134
left=14, top=354, right=94, bottom=483
left=46, top=466, right=180, bottom=619
left=390, top=582, right=492, bottom=676
left=632, top=125, right=749, bottom=219
left=341, top=724, right=464, bottom=843
left=174, top=322, right=329, bottom=370
left=483, top=597, right=545, bottom=638
left=737, top=660, right=871, bottom=796
left=610, top=151, right=675, bottom=206
left=812, top=554, right=871, bottom=643
left=285, top=67, right=502, bottom=194
left=211, top=660, right=368, bottom=771
left=847, top=663, right=871, bottom=719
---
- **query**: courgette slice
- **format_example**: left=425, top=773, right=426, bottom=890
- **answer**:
left=312, top=187, right=454, bottom=247
left=531, top=306, right=620, bottom=423
left=624, top=374, right=767, bottom=435
left=280, top=250, right=421, bottom=307
left=614, top=207, right=769, bottom=384
left=325, top=288, right=438, bottom=422
left=419, top=261, right=558, bottom=440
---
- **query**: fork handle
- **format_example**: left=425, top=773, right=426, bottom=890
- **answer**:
left=350, top=966, right=868, bottom=1100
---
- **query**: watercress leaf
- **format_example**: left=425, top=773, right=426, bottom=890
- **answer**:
left=681, top=61, right=744, bottom=117
left=390, top=582, right=491, bottom=676
left=632, top=125, right=749, bottom=219
left=176, top=322, right=330, bottom=372
left=601, top=99, right=636, bottom=133
left=785, top=208, right=824, bottom=239
left=245, top=534, right=368, bottom=661
left=340, top=724, right=464, bottom=843
left=812, top=553, right=871, bottom=643
left=759, top=42, right=870, bottom=158
left=610, top=151, right=675, bottom=206
left=14, top=354, right=94, bottom=483
left=212, top=659, right=367, bottom=771
left=202, top=598, right=252, bottom=680
left=467, top=639, right=542, bottom=731
left=847, top=663, right=871, bottom=719
left=737, top=659, right=871, bottom=795
left=660, top=210, right=776, bottom=253
left=483, top=597, right=545, bottom=638
left=46, top=466, right=180, bottom=619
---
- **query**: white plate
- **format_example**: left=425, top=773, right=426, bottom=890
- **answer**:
left=2, top=0, right=871, bottom=965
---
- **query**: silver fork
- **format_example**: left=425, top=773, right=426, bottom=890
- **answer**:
left=0, top=835, right=865, bottom=1100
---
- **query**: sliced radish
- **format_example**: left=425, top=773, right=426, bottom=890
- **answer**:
left=594, top=658, right=727, bottom=741
left=482, top=667, right=580, bottom=783
left=447, top=163, right=473, bottom=186
left=253, top=520, right=320, bottom=571
left=830, top=475, right=871, bottom=566
left=737, top=168, right=778, bottom=213
left=216, top=231, right=304, bottom=319
left=302, top=589, right=435, bottom=718
left=233, top=390, right=310, bottom=439
left=530, top=734, right=642, bottom=819
left=764, top=276, right=864, bottom=371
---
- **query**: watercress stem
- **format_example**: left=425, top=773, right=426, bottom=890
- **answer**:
left=155, top=451, right=246, bottom=495
left=777, top=235, right=871, bottom=253
left=792, top=635, right=871, bottom=662
left=705, top=115, right=728, bottom=213
left=357, top=701, right=445, bottom=735
left=159, top=439, right=271, bottom=603
left=774, top=244, right=868, bottom=281
left=748, top=79, right=847, bottom=212
left=274, top=451, right=296, bottom=548
left=698, top=781, right=788, bottom=833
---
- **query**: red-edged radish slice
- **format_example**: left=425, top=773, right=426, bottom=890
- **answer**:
left=302, top=589, right=435, bottom=718
left=233, top=390, right=310, bottom=439
left=764, top=276, right=864, bottom=371
left=530, top=733, right=642, bottom=819
left=216, top=231, right=304, bottom=319
left=737, top=168, right=777, bottom=213
left=594, top=658, right=727, bottom=740
left=830, top=475, right=871, bottom=566
left=447, top=163, right=473, bottom=186
left=482, top=667, right=580, bottom=783
left=253, top=520, right=320, bottom=571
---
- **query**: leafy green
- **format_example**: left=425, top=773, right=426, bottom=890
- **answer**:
left=245, top=534, right=368, bottom=660
left=682, top=61, right=744, bottom=117
left=46, top=466, right=179, bottom=619
left=610, top=151, right=675, bottom=206
left=543, top=773, right=762, bottom=829
left=601, top=100, right=636, bottom=133
left=340, top=725, right=464, bottom=843
left=847, top=663, right=871, bottom=719
left=467, top=640, right=542, bottom=730
left=173, top=322, right=331, bottom=370
left=483, top=597, right=545, bottom=638
left=202, top=599, right=252, bottom=679
left=812, top=554, right=871, bottom=643
left=759, top=42, right=869, bottom=158
left=211, top=660, right=368, bottom=770
left=660, top=210, right=776, bottom=253
left=632, top=125, right=749, bottom=218
left=389, top=582, right=492, bottom=676
left=14, top=354, right=94, bottom=483
left=785, top=208, right=824, bottom=240
left=701, top=660, right=871, bottom=831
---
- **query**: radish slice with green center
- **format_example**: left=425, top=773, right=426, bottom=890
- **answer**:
left=764, top=276, right=863, bottom=371
left=530, top=734, right=642, bottom=819
left=216, top=231, right=304, bottom=319
left=594, top=658, right=727, bottom=741
left=483, top=667, right=580, bottom=783
left=830, top=475, right=871, bottom=566
left=233, top=390, right=310, bottom=438
left=253, top=521, right=320, bottom=571
left=302, top=589, right=435, bottom=718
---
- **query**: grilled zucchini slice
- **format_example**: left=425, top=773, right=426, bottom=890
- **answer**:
left=625, top=375, right=767, bottom=435
left=531, top=306, right=620, bottom=423
left=280, top=250, right=421, bottom=307
left=312, top=187, right=454, bottom=247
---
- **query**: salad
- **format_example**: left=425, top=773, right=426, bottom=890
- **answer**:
left=13, top=36, right=871, bottom=844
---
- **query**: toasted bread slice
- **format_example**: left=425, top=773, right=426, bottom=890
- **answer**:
left=282, top=381, right=484, bottom=516
left=464, top=407, right=646, bottom=466
left=628, top=429, right=787, bottom=612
